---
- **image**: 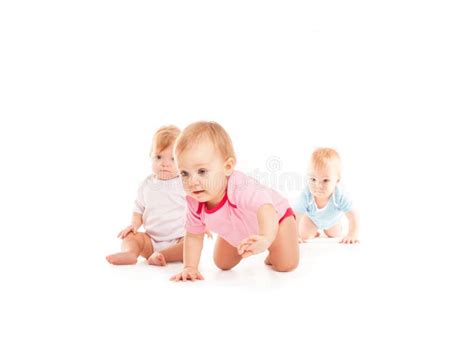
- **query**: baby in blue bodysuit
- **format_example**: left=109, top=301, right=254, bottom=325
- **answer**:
left=294, top=148, right=359, bottom=244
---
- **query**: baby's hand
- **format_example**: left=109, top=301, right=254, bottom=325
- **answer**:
left=340, top=233, right=359, bottom=244
left=117, top=224, right=138, bottom=239
left=170, top=267, right=204, bottom=282
left=237, top=235, right=272, bottom=258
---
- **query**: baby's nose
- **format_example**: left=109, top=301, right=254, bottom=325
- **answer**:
left=189, top=175, right=201, bottom=186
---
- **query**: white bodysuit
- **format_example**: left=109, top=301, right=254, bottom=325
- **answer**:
left=133, top=175, right=186, bottom=251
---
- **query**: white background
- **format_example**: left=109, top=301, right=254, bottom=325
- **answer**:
left=1, top=1, right=473, bottom=345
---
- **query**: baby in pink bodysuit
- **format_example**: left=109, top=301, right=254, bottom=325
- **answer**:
left=170, top=121, right=299, bottom=282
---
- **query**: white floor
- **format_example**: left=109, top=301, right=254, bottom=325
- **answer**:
left=3, top=231, right=472, bottom=346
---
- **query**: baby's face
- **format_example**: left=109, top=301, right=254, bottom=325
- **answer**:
left=307, top=163, right=340, bottom=199
left=177, top=140, right=234, bottom=206
left=151, top=146, right=179, bottom=180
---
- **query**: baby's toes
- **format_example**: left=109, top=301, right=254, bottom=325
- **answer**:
left=156, top=253, right=167, bottom=266
left=148, top=252, right=167, bottom=266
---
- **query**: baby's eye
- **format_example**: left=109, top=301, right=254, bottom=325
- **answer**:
left=310, top=177, right=316, bottom=182
left=323, top=179, right=330, bottom=183
left=180, top=171, right=189, bottom=177
left=171, top=157, right=175, bottom=161
left=198, top=169, right=207, bottom=176
left=155, top=155, right=162, bottom=160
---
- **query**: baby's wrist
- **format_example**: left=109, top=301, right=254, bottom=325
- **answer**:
left=347, top=229, right=358, bottom=236
left=184, top=265, right=198, bottom=270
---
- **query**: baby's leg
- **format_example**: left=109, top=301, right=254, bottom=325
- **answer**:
left=266, top=216, right=299, bottom=272
left=299, top=214, right=321, bottom=241
left=147, top=238, right=184, bottom=266
left=106, top=232, right=153, bottom=265
left=323, top=223, right=342, bottom=238
left=213, top=236, right=242, bottom=270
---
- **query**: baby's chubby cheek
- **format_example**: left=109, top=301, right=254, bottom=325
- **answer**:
left=170, top=168, right=179, bottom=176
left=182, top=184, right=195, bottom=195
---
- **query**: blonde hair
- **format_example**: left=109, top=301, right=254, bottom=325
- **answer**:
left=311, top=148, right=342, bottom=177
left=150, top=125, right=181, bottom=156
left=175, top=121, right=236, bottom=162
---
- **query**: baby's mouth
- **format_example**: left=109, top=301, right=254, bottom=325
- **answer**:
left=193, top=190, right=206, bottom=195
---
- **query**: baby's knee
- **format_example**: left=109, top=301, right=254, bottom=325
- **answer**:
left=123, top=232, right=140, bottom=241
left=213, top=256, right=238, bottom=271
left=214, top=261, right=237, bottom=271
left=325, top=229, right=341, bottom=238
left=272, top=259, right=299, bottom=272
left=324, top=224, right=342, bottom=238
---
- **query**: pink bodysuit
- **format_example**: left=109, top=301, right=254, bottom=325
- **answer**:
left=185, top=170, right=295, bottom=247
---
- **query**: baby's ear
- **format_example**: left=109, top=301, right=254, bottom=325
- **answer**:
left=224, top=157, right=236, bottom=176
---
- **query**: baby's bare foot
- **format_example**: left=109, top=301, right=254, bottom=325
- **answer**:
left=264, top=255, right=272, bottom=266
left=147, top=252, right=167, bottom=266
left=106, top=251, right=138, bottom=265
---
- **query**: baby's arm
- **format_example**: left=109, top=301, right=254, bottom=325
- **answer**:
left=117, top=212, right=143, bottom=238
left=295, top=212, right=307, bottom=243
left=170, top=231, right=205, bottom=281
left=340, top=210, right=359, bottom=244
left=238, top=204, right=278, bottom=258
left=131, top=212, right=143, bottom=229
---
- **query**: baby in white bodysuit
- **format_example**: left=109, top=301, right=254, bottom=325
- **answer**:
left=106, top=125, right=187, bottom=266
